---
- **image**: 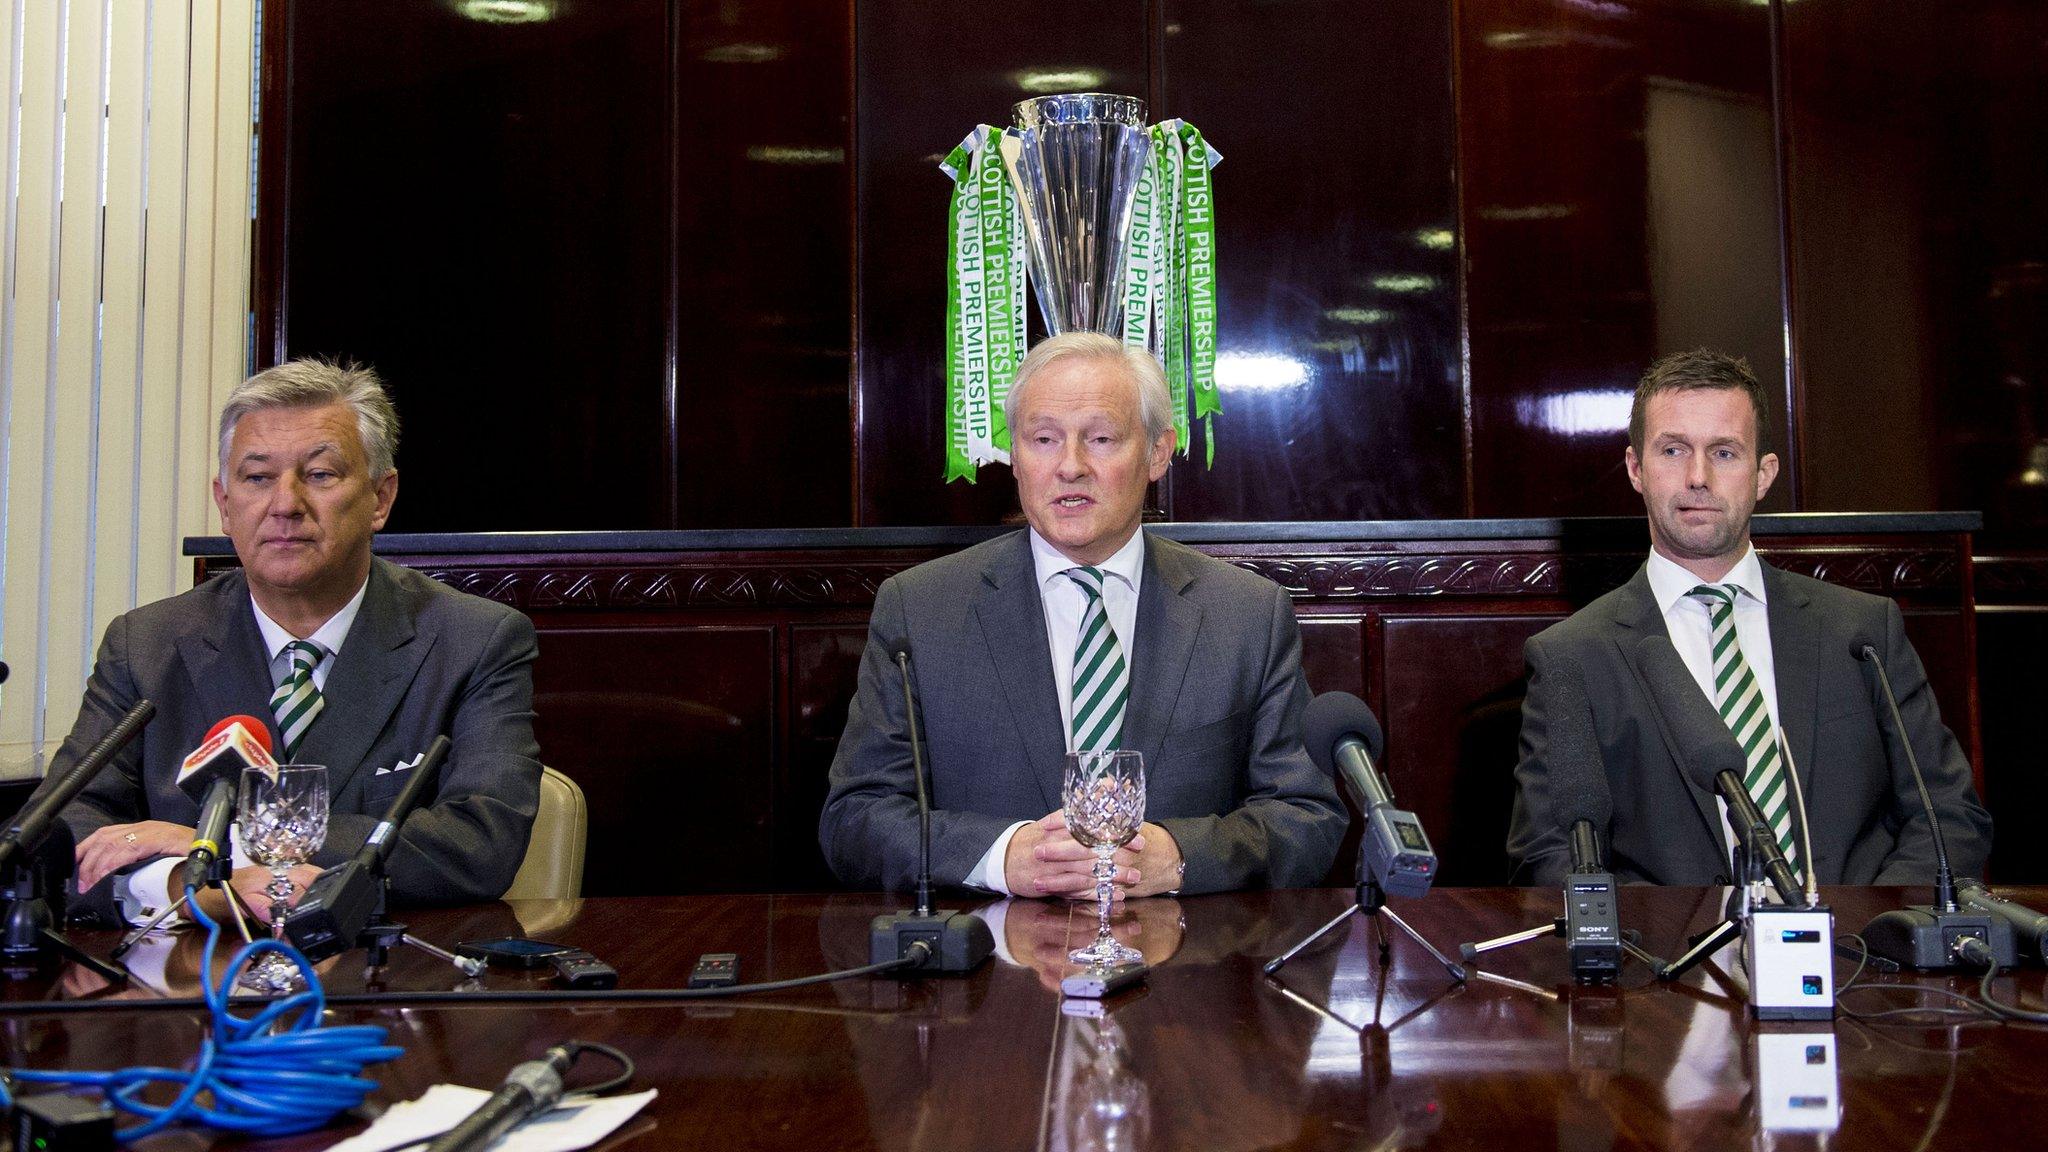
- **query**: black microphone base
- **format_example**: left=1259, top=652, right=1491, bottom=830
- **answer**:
left=869, top=910, right=993, bottom=974
left=1861, top=905, right=2018, bottom=970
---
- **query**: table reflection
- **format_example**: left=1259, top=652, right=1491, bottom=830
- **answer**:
left=1043, top=1002, right=1152, bottom=1152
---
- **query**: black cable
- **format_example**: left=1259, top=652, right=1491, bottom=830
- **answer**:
left=0, top=950, right=925, bottom=1017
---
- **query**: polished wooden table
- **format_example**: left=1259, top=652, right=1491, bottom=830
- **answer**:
left=4, top=886, right=2046, bottom=1150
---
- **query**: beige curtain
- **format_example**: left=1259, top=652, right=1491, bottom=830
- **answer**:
left=0, top=0, right=257, bottom=777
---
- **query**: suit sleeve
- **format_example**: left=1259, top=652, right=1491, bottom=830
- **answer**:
left=1155, top=584, right=1347, bottom=893
left=1870, top=600, right=1992, bottom=884
left=322, top=608, right=543, bottom=905
left=1507, top=632, right=1573, bottom=887
left=819, top=576, right=1013, bottom=892
left=37, top=613, right=168, bottom=923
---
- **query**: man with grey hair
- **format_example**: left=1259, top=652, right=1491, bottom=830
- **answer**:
left=41, top=358, right=542, bottom=927
left=821, top=333, right=1344, bottom=898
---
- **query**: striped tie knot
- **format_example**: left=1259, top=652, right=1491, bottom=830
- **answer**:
left=270, top=640, right=329, bottom=760
left=1064, top=565, right=1107, bottom=601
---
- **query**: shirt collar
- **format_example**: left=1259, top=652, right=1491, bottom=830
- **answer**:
left=1646, top=545, right=1767, bottom=616
left=249, top=577, right=370, bottom=663
left=1030, top=527, right=1147, bottom=596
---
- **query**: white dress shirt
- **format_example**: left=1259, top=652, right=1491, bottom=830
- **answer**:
left=1644, top=546, right=1781, bottom=870
left=964, top=529, right=1146, bottom=893
left=119, top=580, right=369, bottom=923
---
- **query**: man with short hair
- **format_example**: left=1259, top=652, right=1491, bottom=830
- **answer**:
left=821, top=333, right=1345, bottom=897
left=1507, top=349, right=1991, bottom=887
left=44, top=358, right=542, bottom=925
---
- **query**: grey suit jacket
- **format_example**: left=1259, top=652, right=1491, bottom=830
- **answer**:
left=819, top=530, right=1346, bottom=895
left=43, top=557, right=542, bottom=923
left=1507, top=561, right=1991, bottom=887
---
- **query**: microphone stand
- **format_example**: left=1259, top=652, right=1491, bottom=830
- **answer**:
left=1264, top=841, right=1466, bottom=984
left=356, top=880, right=485, bottom=982
left=1, top=859, right=125, bottom=983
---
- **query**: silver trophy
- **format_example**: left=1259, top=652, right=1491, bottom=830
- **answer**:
left=1004, top=93, right=1153, bottom=337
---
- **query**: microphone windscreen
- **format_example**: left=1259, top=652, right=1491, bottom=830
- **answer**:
left=1634, top=633, right=1748, bottom=792
left=205, top=713, right=275, bottom=754
left=1303, top=691, right=1383, bottom=778
left=176, top=718, right=279, bottom=801
left=1540, top=656, right=1611, bottom=828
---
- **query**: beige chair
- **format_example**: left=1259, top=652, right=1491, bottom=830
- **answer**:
left=503, top=765, right=587, bottom=901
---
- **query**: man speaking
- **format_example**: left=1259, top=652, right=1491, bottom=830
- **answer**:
left=821, top=333, right=1345, bottom=898
left=40, top=359, right=541, bottom=925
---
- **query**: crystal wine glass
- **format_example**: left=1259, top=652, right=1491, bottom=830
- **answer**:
left=1062, top=749, right=1146, bottom=967
left=237, top=764, right=328, bottom=993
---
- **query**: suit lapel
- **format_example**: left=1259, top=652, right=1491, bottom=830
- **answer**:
left=294, top=561, right=431, bottom=796
left=972, top=534, right=1068, bottom=809
left=175, top=573, right=286, bottom=745
left=1761, top=562, right=1821, bottom=812
left=1122, top=534, right=1200, bottom=785
left=1610, top=564, right=1728, bottom=865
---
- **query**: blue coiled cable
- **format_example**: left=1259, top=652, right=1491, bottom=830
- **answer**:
left=0, top=886, right=404, bottom=1141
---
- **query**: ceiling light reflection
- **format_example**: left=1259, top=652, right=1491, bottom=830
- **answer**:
left=1515, top=388, right=1633, bottom=437
left=453, top=0, right=554, bottom=24
left=1216, top=352, right=1309, bottom=393
left=1012, top=69, right=1109, bottom=94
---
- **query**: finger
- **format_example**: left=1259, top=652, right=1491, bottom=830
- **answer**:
left=1033, top=839, right=1096, bottom=862
left=1125, top=834, right=1147, bottom=855
left=1038, top=811, right=1067, bottom=831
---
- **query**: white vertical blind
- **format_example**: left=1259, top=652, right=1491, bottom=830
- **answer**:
left=0, top=0, right=257, bottom=777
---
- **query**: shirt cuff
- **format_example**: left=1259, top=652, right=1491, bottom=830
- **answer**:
left=965, top=822, right=1030, bottom=895
left=118, top=858, right=185, bottom=927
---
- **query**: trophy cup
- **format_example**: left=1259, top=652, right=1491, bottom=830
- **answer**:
left=1003, top=93, right=1154, bottom=337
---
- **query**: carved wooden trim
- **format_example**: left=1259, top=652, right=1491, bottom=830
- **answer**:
left=420, top=564, right=917, bottom=611
left=1975, top=555, right=2048, bottom=604
left=376, top=545, right=1966, bottom=611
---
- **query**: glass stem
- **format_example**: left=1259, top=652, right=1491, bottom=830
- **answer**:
left=1095, top=852, right=1115, bottom=945
left=268, top=867, right=291, bottom=940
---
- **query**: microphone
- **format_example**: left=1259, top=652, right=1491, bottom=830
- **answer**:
left=1540, top=660, right=1622, bottom=984
left=0, top=700, right=155, bottom=872
left=1958, top=881, right=2048, bottom=965
left=282, top=736, right=450, bottom=962
left=1854, top=643, right=2017, bottom=969
left=175, top=715, right=277, bottom=891
left=1633, top=636, right=1804, bottom=906
left=1302, top=692, right=1437, bottom=899
left=865, top=647, right=993, bottom=974
left=424, top=1043, right=575, bottom=1152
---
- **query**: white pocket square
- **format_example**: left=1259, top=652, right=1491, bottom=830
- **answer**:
left=376, top=752, right=426, bottom=776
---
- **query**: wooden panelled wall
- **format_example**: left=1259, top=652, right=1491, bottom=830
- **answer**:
left=202, top=526, right=1978, bottom=896
left=251, top=2, right=2048, bottom=882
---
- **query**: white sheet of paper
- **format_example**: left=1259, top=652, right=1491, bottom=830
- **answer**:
left=324, top=1085, right=657, bottom=1152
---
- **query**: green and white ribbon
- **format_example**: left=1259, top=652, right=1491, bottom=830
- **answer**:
left=941, top=127, right=1027, bottom=479
left=940, top=114, right=1221, bottom=481
left=1179, top=122, right=1221, bottom=467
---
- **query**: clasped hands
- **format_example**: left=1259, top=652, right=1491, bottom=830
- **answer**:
left=1003, top=810, right=1181, bottom=901
left=75, top=819, right=320, bottom=924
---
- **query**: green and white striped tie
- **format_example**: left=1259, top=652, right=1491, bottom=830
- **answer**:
left=1688, top=583, right=1800, bottom=873
left=269, top=640, right=327, bottom=761
left=1063, top=566, right=1129, bottom=752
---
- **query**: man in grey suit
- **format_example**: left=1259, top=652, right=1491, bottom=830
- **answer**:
left=821, top=333, right=1345, bottom=898
left=47, top=359, right=541, bottom=926
left=1508, top=349, right=1990, bottom=887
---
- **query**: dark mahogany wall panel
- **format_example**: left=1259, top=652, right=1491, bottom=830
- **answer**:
left=671, top=3, right=854, bottom=528
left=851, top=0, right=1148, bottom=528
left=1158, top=0, right=1463, bottom=522
left=532, top=625, right=776, bottom=896
left=1785, top=1, right=2048, bottom=534
left=269, top=0, right=674, bottom=532
left=1460, top=0, right=1789, bottom=518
